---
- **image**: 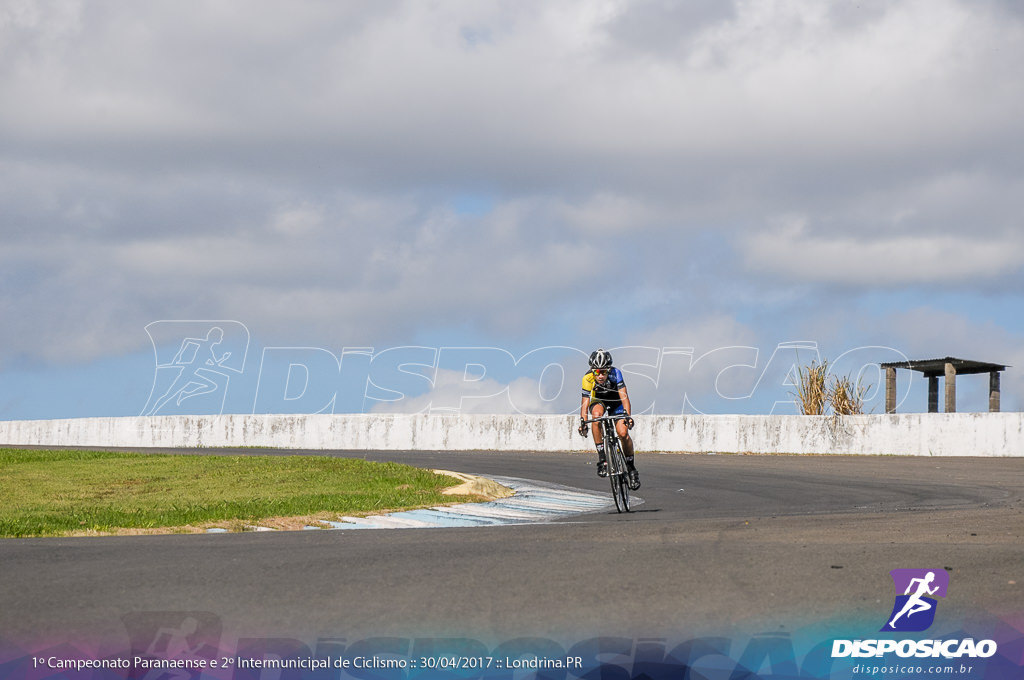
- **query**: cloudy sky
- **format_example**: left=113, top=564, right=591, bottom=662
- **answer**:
left=2, top=0, right=1022, bottom=419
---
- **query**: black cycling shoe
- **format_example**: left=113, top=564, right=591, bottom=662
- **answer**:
left=597, top=461, right=608, bottom=478
left=628, top=470, right=641, bottom=490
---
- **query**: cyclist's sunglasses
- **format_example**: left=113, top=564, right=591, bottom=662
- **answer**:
left=593, top=369, right=609, bottom=375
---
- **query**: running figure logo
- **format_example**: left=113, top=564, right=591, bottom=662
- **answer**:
left=121, top=611, right=221, bottom=680
left=141, top=321, right=249, bottom=416
left=881, top=569, right=950, bottom=632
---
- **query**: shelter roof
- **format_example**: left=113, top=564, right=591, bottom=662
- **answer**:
left=879, top=357, right=1008, bottom=377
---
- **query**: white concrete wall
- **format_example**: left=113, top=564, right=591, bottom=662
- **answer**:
left=1, top=413, right=1022, bottom=456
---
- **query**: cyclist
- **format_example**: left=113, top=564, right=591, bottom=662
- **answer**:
left=577, top=348, right=640, bottom=489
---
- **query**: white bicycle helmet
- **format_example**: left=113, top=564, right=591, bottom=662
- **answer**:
left=589, top=348, right=613, bottom=370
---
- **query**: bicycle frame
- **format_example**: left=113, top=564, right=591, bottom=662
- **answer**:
left=583, top=413, right=631, bottom=513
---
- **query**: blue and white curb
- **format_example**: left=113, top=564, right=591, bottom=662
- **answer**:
left=309, top=477, right=637, bottom=530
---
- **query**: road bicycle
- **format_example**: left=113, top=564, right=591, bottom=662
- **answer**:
left=582, top=413, right=634, bottom=513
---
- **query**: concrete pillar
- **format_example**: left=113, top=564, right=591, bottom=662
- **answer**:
left=990, top=371, right=1001, bottom=412
left=928, top=376, right=939, bottom=413
left=885, top=367, right=897, bottom=414
left=944, top=362, right=956, bottom=413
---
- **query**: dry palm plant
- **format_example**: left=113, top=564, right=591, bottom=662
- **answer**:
left=793, top=360, right=829, bottom=415
left=830, top=374, right=870, bottom=415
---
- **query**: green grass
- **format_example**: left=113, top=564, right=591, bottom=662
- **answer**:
left=0, top=448, right=476, bottom=538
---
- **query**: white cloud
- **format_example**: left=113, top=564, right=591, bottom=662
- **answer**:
left=369, top=368, right=575, bottom=415
left=621, top=316, right=772, bottom=414
left=2, top=0, right=1023, bottom=418
left=742, top=215, right=1024, bottom=285
left=270, top=203, right=324, bottom=237
left=4, top=0, right=1020, bottom=178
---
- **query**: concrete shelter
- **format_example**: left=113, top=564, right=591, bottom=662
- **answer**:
left=881, top=357, right=1008, bottom=414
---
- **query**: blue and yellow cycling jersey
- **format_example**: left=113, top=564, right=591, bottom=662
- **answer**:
left=581, top=367, right=626, bottom=408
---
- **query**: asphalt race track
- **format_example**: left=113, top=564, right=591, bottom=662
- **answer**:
left=2, top=449, right=1023, bottom=652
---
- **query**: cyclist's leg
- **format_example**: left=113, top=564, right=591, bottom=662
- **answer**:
left=612, top=406, right=640, bottom=488
left=609, top=406, right=635, bottom=464
left=590, top=402, right=608, bottom=476
left=616, top=419, right=635, bottom=460
left=589, top=401, right=605, bottom=444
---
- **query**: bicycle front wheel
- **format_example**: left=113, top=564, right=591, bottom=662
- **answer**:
left=611, top=442, right=630, bottom=513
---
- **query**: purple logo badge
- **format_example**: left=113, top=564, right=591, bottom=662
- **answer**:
left=881, top=569, right=949, bottom=632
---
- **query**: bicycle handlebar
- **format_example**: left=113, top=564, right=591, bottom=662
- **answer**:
left=579, top=413, right=634, bottom=438
left=582, top=413, right=632, bottom=425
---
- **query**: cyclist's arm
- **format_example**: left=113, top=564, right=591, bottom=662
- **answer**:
left=580, top=372, right=595, bottom=420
